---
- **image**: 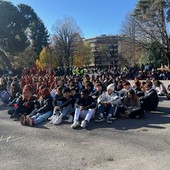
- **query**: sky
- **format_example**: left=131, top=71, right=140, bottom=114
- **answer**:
left=9, top=0, right=138, bottom=38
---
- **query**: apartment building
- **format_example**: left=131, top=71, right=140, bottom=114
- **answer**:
left=84, top=34, right=119, bottom=70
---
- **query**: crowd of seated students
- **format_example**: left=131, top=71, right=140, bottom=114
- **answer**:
left=0, top=68, right=168, bottom=129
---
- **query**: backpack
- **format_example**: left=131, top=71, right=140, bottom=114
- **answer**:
left=0, top=90, right=10, bottom=104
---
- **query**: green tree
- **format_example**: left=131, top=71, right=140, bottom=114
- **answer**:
left=12, top=49, right=36, bottom=69
left=0, top=0, right=29, bottom=69
left=18, top=4, right=50, bottom=59
left=139, top=41, right=164, bottom=67
left=133, top=0, right=170, bottom=67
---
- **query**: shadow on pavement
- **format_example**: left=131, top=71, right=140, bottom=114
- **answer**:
left=1, top=102, right=170, bottom=132
left=87, top=111, right=170, bottom=131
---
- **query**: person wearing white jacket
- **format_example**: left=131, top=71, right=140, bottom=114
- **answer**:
left=95, top=83, right=121, bottom=124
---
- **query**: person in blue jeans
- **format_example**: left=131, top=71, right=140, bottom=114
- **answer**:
left=21, top=88, right=53, bottom=126
left=95, top=83, right=121, bottom=124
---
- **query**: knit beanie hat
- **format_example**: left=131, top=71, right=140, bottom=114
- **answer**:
left=107, top=83, right=115, bottom=91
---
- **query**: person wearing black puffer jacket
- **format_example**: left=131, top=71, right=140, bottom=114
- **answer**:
left=140, top=82, right=159, bottom=111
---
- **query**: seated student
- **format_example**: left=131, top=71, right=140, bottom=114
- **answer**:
left=9, top=84, right=36, bottom=120
left=52, top=86, right=63, bottom=106
left=20, top=85, right=45, bottom=125
left=71, top=89, right=96, bottom=129
left=118, top=89, right=144, bottom=119
left=95, top=83, right=120, bottom=124
left=133, top=80, right=144, bottom=98
left=22, top=88, right=53, bottom=126
left=119, top=81, right=133, bottom=100
left=0, top=77, right=7, bottom=94
left=50, top=87, right=76, bottom=125
left=84, top=81, right=94, bottom=96
left=48, top=86, right=63, bottom=121
left=92, top=82, right=105, bottom=101
left=140, top=82, right=159, bottom=111
left=0, top=77, right=10, bottom=105
left=153, top=79, right=167, bottom=96
left=167, top=84, right=170, bottom=100
left=6, top=82, right=21, bottom=106
left=70, top=87, right=80, bottom=102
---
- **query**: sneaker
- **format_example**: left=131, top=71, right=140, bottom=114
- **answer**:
left=48, top=114, right=56, bottom=121
left=26, top=116, right=33, bottom=126
left=20, top=115, right=26, bottom=126
left=95, top=116, right=105, bottom=123
left=106, top=116, right=112, bottom=124
left=53, top=117, right=62, bottom=125
left=71, top=120, right=80, bottom=129
left=64, top=115, right=73, bottom=123
left=81, top=120, right=88, bottom=128
left=50, top=115, right=59, bottom=124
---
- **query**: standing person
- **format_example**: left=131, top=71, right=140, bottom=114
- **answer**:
left=95, top=84, right=120, bottom=124
left=140, top=82, right=159, bottom=111
left=71, top=89, right=96, bottom=129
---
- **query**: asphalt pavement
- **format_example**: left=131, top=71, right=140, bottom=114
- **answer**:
left=0, top=81, right=170, bottom=170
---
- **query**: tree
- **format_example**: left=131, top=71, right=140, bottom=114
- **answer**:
left=82, top=42, right=93, bottom=68
left=18, top=4, right=50, bottom=59
left=52, top=16, right=82, bottom=75
left=120, top=13, right=141, bottom=67
left=36, top=47, right=58, bottom=69
left=0, top=0, right=29, bottom=69
left=12, top=48, right=36, bottom=69
left=133, top=0, right=170, bottom=68
left=73, top=42, right=93, bottom=68
left=139, top=41, right=164, bottom=67
left=97, top=36, right=118, bottom=70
